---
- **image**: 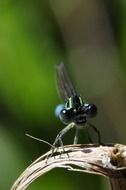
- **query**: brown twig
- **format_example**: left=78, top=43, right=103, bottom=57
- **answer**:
left=11, top=144, right=126, bottom=190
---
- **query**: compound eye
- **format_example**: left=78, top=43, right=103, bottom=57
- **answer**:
left=84, top=104, right=97, bottom=117
left=59, top=109, right=73, bottom=124
left=55, top=104, right=64, bottom=117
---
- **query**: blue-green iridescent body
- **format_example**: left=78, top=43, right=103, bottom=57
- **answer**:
left=60, top=95, right=93, bottom=125
left=64, top=96, right=84, bottom=109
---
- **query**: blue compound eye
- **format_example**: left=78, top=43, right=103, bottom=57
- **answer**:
left=55, top=104, right=64, bottom=117
left=59, top=109, right=73, bottom=124
left=84, top=103, right=97, bottom=118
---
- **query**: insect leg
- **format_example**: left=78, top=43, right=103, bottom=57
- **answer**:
left=88, top=122, right=102, bottom=144
left=48, top=122, right=75, bottom=159
left=73, top=127, right=79, bottom=144
left=53, top=122, right=75, bottom=147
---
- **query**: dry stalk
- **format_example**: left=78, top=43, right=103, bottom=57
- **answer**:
left=11, top=144, right=126, bottom=190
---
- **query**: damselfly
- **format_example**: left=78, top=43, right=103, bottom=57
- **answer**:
left=54, top=63, right=101, bottom=148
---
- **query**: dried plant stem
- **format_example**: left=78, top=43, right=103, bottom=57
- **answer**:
left=11, top=144, right=126, bottom=190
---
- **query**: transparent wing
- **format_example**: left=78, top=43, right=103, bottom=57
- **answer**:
left=56, top=62, right=76, bottom=102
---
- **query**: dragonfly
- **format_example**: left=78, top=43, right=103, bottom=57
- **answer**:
left=53, top=63, right=101, bottom=149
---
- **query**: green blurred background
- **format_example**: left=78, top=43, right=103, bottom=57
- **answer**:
left=0, top=0, right=125, bottom=189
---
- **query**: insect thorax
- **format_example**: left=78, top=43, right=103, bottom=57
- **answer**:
left=64, top=95, right=84, bottom=109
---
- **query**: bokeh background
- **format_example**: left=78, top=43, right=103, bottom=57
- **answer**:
left=0, top=0, right=125, bottom=189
